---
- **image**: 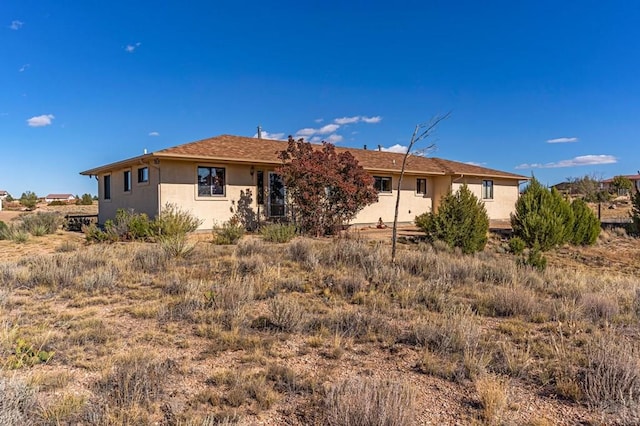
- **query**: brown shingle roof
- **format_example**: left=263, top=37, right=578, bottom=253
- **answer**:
left=81, top=134, right=527, bottom=180
left=46, top=194, right=74, bottom=199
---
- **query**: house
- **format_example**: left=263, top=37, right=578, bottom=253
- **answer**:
left=601, top=174, right=640, bottom=196
left=80, top=134, right=527, bottom=230
left=45, top=193, right=76, bottom=203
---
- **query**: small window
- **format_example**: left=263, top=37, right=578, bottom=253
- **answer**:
left=103, top=175, right=111, bottom=200
left=374, top=176, right=392, bottom=193
left=137, top=167, right=149, bottom=183
left=198, top=166, right=226, bottom=197
left=124, top=170, right=131, bottom=192
left=417, top=178, right=427, bottom=195
left=482, top=180, right=494, bottom=200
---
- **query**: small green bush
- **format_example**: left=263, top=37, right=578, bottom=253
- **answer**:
left=19, top=191, right=38, bottom=210
left=47, top=200, right=67, bottom=206
left=76, top=193, right=94, bottom=205
left=570, top=198, right=600, bottom=245
left=82, top=223, right=111, bottom=243
left=20, top=212, right=64, bottom=235
left=415, top=184, right=489, bottom=254
left=516, top=243, right=547, bottom=271
left=152, top=203, right=202, bottom=237
left=260, top=223, right=297, bottom=243
left=0, top=221, right=8, bottom=240
left=213, top=220, right=245, bottom=245
left=508, top=237, right=526, bottom=254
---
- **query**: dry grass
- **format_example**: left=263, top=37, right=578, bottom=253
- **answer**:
left=0, top=226, right=638, bottom=424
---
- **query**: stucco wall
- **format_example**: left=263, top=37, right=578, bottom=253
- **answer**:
left=353, top=174, right=433, bottom=225
left=451, top=177, right=520, bottom=220
left=98, top=165, right=159, bottom=225
left=159, top=160, right=262, bottom=230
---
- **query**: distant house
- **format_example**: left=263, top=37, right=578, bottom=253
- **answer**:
left=80, top=134, right=528, bottom=230
left=0, top=190, right=10, bottom=200
left=601, top=174, right=640, bottom=196
left=45, top=193, right=76, bottom=203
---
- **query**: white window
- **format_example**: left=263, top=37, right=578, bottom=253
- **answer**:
left=482, top=180, right=494, bottom=200
left=198, top=166, right=226, bottom=197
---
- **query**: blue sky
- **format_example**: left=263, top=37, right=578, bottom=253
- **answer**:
left=2, top=1, right=639, bottom=197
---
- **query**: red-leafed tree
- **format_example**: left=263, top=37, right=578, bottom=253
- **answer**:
left=277, top=136, right=378, bottom=237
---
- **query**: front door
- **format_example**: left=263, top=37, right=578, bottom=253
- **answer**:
left=268, top=172, right=286, bottom=217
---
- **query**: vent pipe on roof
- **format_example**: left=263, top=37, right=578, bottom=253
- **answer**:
left=377, top=145, right=382, bottom=151
left=257, top=125, right=262, bottom=139
left=144, top=148, right=147, bottom=154
left=363, top=145, right=367, bottom=150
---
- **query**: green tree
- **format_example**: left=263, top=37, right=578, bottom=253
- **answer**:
left=511, top=177, right=575, bottom=251
left=278, top=137, right=378, bottom=237
left=611, top=175, right=633, bottom=196
left=19, top=191, right=38, bottom=210
left=415, top=184, right=489, bottom=254
left=76, top=193, right=94, bottom=205
left=570, top=198, right=601, bottom=245
left=567, top=174, right=609, bottom=202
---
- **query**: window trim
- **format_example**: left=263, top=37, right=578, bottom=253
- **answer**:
left=373, top=176, right=392, bottom=194
left=482, top=179, right=494, bottom=200
left=123, top=169, right=132, bottom=193
left=137, top=166, right=149, bottom=185
left=103, top=174, right=111, bottom=201
left=196, top=165, right=227, bottom=198
left=416, top=178, right=427, bottom=195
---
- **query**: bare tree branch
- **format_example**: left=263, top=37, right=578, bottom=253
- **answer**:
left=391, top=112, right=451, bottom=263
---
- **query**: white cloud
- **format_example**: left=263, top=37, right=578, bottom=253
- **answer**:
left=148, top=131, right=160, bottom=136
left=333, top=115, right=382, bottom=125
left=465, top=161, right=487, bottom=166
left=253, top=130, right=285, bottom=140
left=334, top=116, right=361, bottom=125
left=19, top=64, right=29, bottom=72
left=325, top=134, right=343, bottom=144
left=309, top=136, right=322, bottom=143
left=547, top=137, right=578, bottom=143
left=515, top=155, right=617, bottom=169
left=27, top=114, right=54, bottom=127
left=362, top=116, right=382, bottom=124
left=295, top=128, right=316, bottom=137
left=381, top=144, right=409, bottom=154
left=125, top=42, right=141, bottom=53
left=318, top=124, right=340, bottom=134
left=314, top=118, right=324, bottom=123
left=10, top=20, right=23, bottom=30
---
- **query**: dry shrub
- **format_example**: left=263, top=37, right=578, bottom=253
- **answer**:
left=492, top=341, right=532, bottom=379
left=474, top=374, right=508, bottom=424
left=132, top=245, right=167, bottom=273
left=580, top=292, right=620, bottom=323
left=235, top=238, right=267, bottom=257
left=0, top=375, right=38, bottom=425
left=236, top=255, right=266, bottom=275
left=324, top=377, right=415, bottom=426
left=95, top=350, right=172, bottom=408
left=409, top=305, right=481, bottom=354
left=159, top=234, right=195, bottom=258
left=582, top=335, right=640, bottom=411
left=483, top=286, right=538, bottom=317
left=323, top=309, right=395, bottom=342
left=82, top=265, right=119, bottom=294
left=287, top=238, right=318, bottom=269
left=328, top=273, right=368, bottom=299
left=415, top=348, right=459, bottom=380
left=40, top=393, right=86, bottom=424
left=268, top=294, right=305, bottom=332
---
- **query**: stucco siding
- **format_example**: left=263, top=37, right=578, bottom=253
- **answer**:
left=451, top=177, right=519, bottom=220
left=98, top=165, right=159, bottom=225
left=159, top=160, right=260, bottom=230
left=353, top=174, right=433, bottom=224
